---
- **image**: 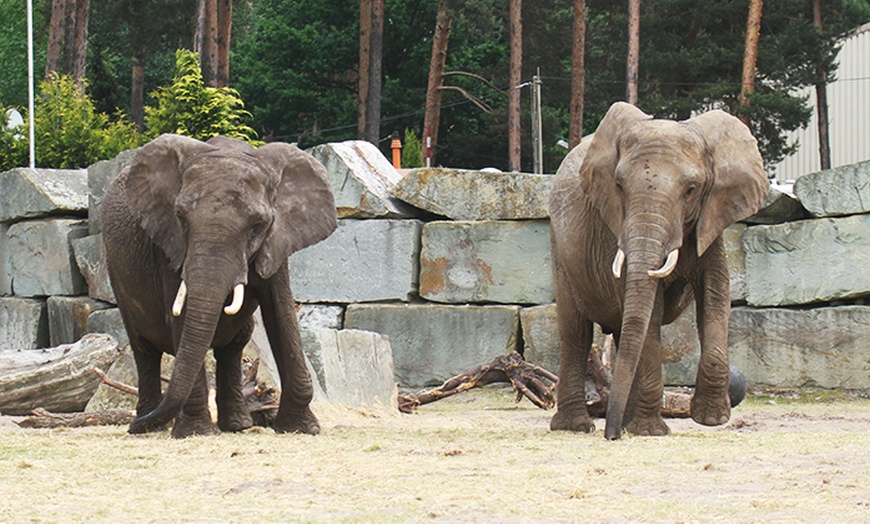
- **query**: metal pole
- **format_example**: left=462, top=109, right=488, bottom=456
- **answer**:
left=27, top=0, right=35, bottom=168
left=530, top=71, right=543, bottom=174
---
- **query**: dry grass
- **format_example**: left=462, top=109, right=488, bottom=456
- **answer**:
left=2, top=387, right=869, bottom=523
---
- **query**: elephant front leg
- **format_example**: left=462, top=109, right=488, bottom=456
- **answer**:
left=258, top=265, right=320, bottom=435
left=131, top=340, right=163, bottom=422
left=623, top=330, right=669, bottom=437
left=171, top=365, right=219, bottom=438
left=214, top=318, right=255, bottom=432
left=550, top=278, right=596, bottom=433
left=692, top=237, right=731, bottom=426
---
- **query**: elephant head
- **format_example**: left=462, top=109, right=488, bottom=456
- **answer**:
left=124, top=134, right=336, bottom=432
left=579, top=102, right=768, bottom=439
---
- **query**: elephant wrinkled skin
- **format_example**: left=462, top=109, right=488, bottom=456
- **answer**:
left=102, top=134, right=337, bottom=438
left=549, top=102, right=769, bottom=440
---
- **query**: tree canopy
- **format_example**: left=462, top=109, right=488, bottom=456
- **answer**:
left=1, top=0, right=868, bottom=171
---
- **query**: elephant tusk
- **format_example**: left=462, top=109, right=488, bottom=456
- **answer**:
left=223, top=284, right=245, bottom=315
left=648, top=249, right=679, bottom=278
left=171, top=281, right=187, bottom=317
left=611, top=249, right=626, bottom=279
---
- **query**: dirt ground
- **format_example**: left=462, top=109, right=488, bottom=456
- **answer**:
left=1, top=386, right=869, bottom=523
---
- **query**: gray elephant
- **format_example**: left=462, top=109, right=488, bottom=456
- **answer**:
left=549, top=102, right=768, bottom=440
left=102, top=134, right=337, bottom=438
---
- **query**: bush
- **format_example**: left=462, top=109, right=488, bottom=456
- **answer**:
left=0, top=104, right=28, bottom=171
left=402, top=128, right=424, bottom=168
left=0, top=74, right=140, bottom=170
left=145, top=49, right=258, bottom=143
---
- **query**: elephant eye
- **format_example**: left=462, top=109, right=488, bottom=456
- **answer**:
left=615, top=182, right=624, bottom=194
left=685, top=185, right=697, bottom=197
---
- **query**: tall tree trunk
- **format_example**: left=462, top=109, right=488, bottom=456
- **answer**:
left=130, top=52, right=145, bottom=131
left=508, top=0, right=522, bottom=171
left=626, top=0, right=640, bottom=105
left=193, top=0, right=206, bottom=55
left=569, top=0, right=586, bottom=148
left=358, top=0, right=371, bottom=139
left=71, top=0, right=90, bottom=88
left=365, top=0, right=384, bottom=144
left=202, top=0, right=219, bottom=86
left=62, top=0, right=79, bottom=76
left=46, top=0, right=68, bottom=76
left=216, top=0, right=232, bottom=87
left=739, top=0, right=763, bottom=126
left=423, top=0, right=454, bottom=167
left=813, top=0, right=831, bottom=170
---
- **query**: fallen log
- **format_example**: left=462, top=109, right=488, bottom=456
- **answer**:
left=0, top=334, right=121, bottom=415
left=16, top=408, right=135, bottom=428
left=398, top=352, right=558, bottom=413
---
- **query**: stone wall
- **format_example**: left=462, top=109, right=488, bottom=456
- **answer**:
left=2, top=142, right=869, bottom=391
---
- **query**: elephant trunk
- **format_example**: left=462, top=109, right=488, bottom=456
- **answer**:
left=128, top=259, right=239, bottom=434
left=605, top=210, right=674, bottom=440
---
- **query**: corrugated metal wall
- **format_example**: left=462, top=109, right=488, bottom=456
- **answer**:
left=769, top=22, right=870, bottom=182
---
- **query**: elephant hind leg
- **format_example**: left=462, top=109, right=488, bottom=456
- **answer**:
left=171, top=365, right=219, bottom=438
left=214, top=319, right=255, bottom=433
left=623, top=330, right=670, bottom=437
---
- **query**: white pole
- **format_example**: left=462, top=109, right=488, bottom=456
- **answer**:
left=27, top=0, right=36, bottom=168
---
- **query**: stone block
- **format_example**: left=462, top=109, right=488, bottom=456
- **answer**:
left=307, top=140, right=415, bottom=218
left=345, top=303, right=520, bottom=387
left=729, top=305, right=870, bottom=389
left=0, top=223, right=10, bottom=296
left=47, top=295, right=112, bottom=347
left=297, top=304, right=344, bottom=330
left=391, top=168, right=553, bottom=220
left=0, top=297, right=49, bottom=350
left=87, top=307, right=128, bottom=348
left=744, top=184, right=808, bottom=224
left=289, top=219, right=422, bottom=303
left=519, top=303, right=701, bottom=386
left=420, top=220, right=553, bottom=304
left=301, top=328, right=397, bottom=409
left=88, top=148, right=137, bottom=234
left=0, top=167, right=87, bottom=222
left=793, top=160, right=870, bottom=217
left=71, top=234, right=116, bottom=303
left=8, top=218, right=89, bottom=297
left=743, top=214, right=870, bottom=306
left=723, top=223, right=747, bottom=303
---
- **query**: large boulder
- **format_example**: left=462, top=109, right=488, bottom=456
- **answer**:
left=87, top=148, right=137, bottom=234
left=0, top=223, right=10, bottom=296
left=302, top=328, right=397, bottom=409
left=793, top=160, right=870, bottom=218
left=743, top=184, right=808, bottom=225
left=71, top=234, right=115, bottom=303
left=730, top=305, right=870, bottom=389
left=7, top=218, right=89, bottom=297
left=743, top=214, right=870, bottom=306
left=289, top=219, right=422, bottom=303
left=307, top=140, right=416, bottom=218
left=0, top=167, right=87, bottom=223
left=391, top=168, right=552, bottom=220
left=345, top=303, right=520, bottom=387
left=47, top=295, right=112, bottom=347
left=0, top=297, right=49, bottom=350
left=419, top=220, right=552, bottom=304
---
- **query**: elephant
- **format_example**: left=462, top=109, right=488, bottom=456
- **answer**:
left=549, top=102, right=768, bottom=440
left=101, top=134, right=337, bottom=438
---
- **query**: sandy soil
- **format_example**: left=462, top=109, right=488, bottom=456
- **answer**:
left=1, top=387, right=869, bottom=522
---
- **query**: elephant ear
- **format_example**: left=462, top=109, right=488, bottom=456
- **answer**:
left=686, top=111, right=769, bottom=256
left=579, top=102, right=652, bottom=238
left=252, top=142, right=337, bottom=278
left=125, top=134, right=214, bottom=272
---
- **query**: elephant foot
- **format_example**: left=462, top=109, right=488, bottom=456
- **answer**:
left=625, top=414, right=670, bottom=437
left=691, top=392, right=731, bottom=426
left=218, top=410, right=254, bottom=433
left=550, top=409, right=596, bottom=434
left=273, top=405, right=320, bottom=435
left=171, top=414, right=220, bottom=439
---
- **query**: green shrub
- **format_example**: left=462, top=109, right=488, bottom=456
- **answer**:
left=401, top=128, right=424, bottom=168
left=145, top=50, right=258, bottom=143
left=0, top=103, right=28, bottom=171
left=1, top=74, right=141, bottom=170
